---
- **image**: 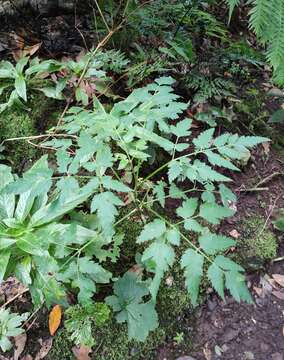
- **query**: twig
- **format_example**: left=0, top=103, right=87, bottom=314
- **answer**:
left=0, top=288, right=29, bottom=309
left=258, top=194, right=282, bottom=238
left=237, top=187, right=269, bottom=192
left=254, top=171, right=284, bottom=188
left=271, top=256, right=284, bottom=263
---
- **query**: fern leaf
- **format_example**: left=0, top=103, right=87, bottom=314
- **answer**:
left=207, top=263, right=225, bottom=299
left=181, top=249, right=204, bottom=306
left=226, top=0, right=241, bottom=21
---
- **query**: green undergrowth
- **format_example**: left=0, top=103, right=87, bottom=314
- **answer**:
left=0, top=94, right=60, bottom=170
left=236, top=215, right=278, bottom=269
left=47, top=212, right=193, bottom=360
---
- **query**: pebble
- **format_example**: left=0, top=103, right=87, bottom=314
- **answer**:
left=272, top=353, right=283, bottom=360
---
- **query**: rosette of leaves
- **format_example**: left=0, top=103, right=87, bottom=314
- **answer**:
left=0, top=309, right=29, bottom=352
left=45, top=77, right=268, bottom=341
left=0, top=156, right=114, bottom=307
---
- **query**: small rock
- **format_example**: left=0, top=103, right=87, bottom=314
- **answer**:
left=260, top=343, right=269, bottom=352
left=222, top=328, right=239, bottom=342
left=221, top=344, right=229, bottom=352
left=244, top=351, right=254, bottom=360
left=272, top=353, right=283, bottom=360
left=267, top=87, right=284, bottom=97
left=208, top=299, right=218, bottom=311
left=176, top=357, right=197, bottom=360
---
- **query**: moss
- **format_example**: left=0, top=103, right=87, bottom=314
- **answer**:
left=0, top=94, right=61, bottom=170
left=47, top=213, right=194, bottom=360
left=237, top=216, right=278, bottom=268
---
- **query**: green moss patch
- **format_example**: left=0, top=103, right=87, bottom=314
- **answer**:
left=237, top=216, right=278, bottom=268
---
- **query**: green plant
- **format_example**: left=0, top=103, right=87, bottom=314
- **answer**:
left=65, top=303, right=110, bottom=347
left=0, top=156, right=113, bottom=307
left=0, top=57, right=62, bottom=112
left=0, top=52, right=109, bottom=111
left=0, top=308, right=29, bottom=352
left=274, top=210, right=284, bottom=231
left=40, top=77, right=268, bottom=341
left=226, top=0, right=284, bottom=84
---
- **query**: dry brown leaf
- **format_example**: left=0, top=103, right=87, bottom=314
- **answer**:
left=272, top=290, right=284, bottom=301
left=203, top=342, right=212, bottom=360
left=272, top=274, right=284, bottom=288
left=22, top=356, right=33, bottom=360
left=0, top=355, right=9, bottom=360
left=13, top=43, right=42, bottom=61
left=229, top=229, right=241, bottom=239
left=34, top=338, right=53, bottom=360
left=72, top=345, right=92, bottom=360
left=262, top=141, right=270, bottom=155
left=253, top=286, right=263, bottom=297
left=48, top=305, right=62, bottom=336
left=14, top=332, right=27, bottom=360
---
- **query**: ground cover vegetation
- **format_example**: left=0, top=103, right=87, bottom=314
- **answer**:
left=0, top=0, right=283, bottom=358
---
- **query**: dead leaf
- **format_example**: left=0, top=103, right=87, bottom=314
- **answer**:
left=272, top=290, right=284, bottom=301
left=253, top=286, right=263, bottom=297
left=272, top=274, right=284, bottom=288
left=203, top=342, right=212, bottom=360
left=22, top=356, right=33, bottom=360
left=48, top=305, right=62, bottom=336
left=262, top=141, right=270, bottom=155
left=72, top=345, right=92, bottom=360
left=14, top=333, right=27, bottom=360
left=282, top=325, right=284, bottom=337
left=0, top=355, right=9, bottom=360
left=229, top=229, right=240, bottom=239
left=34, top=338, right=53, bottom=360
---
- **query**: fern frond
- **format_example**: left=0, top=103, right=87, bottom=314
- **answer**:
left=226, top=0, right=241, bottom=21
left=266, top=0, right=284, bottom=70
left=248, top=0, right=271, bottom=39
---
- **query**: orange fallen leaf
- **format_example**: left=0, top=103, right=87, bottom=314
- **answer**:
left=48, top=305, right=62, bottom=336
left=272, top=274, right=284, bottom=288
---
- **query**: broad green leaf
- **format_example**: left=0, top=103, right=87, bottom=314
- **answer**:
left=214, top=255, right=244, bottom=272
left=166, top=228, right=180, bottom=246
left=184, top=219, right=204, bottom=233
left=176, top=198, right=198, bottom=219
left=225, top=271, right=253, bottom=303
left=0, top=249, right=10, bottom=282
left=153, top=181, right=166, bottom=207
left=219, top=184, right=237, bottom=207
left=0, top=61, right=16, bottom=78
left=168, top=161, right=182, bottom=182
left=91, top=192, right=123, bottom=236
left=125, top=301, right=158, bottom=341
left=169, top=183, right=187, bottom=199
left=15, top=76, right=27, bottom=101
left=205, top=150, right=239, bottom=171
left=142, top=242, right=175, bottom=299
left=181, top=249, right=204, bottom=306
left=31, top=188, right=94, bottom=227
left=0, top=165, right=15, bottom=219
left=199, top=202, right=235, bottom=224
left=76, top=87, right=89, bottom=106
left=14, top=256, right=32, bottom=285
left=207, top=263, right=225, bottom=299
left=198, top=233, right=235, bottom=255
left=15, top=57, right=29, bottom=74
left=193, top=128, right=215, bottom=149
left=170, top=119, right=192, bottom=137
left=16, top=233, right=45, bottom=256
left=106, top=272, right=158, bottom=341
left=101, top=176, right=131, bottom=192
left=194, top=160, right=231, bottom=182
left=137, top=219, right=166, bottom=243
